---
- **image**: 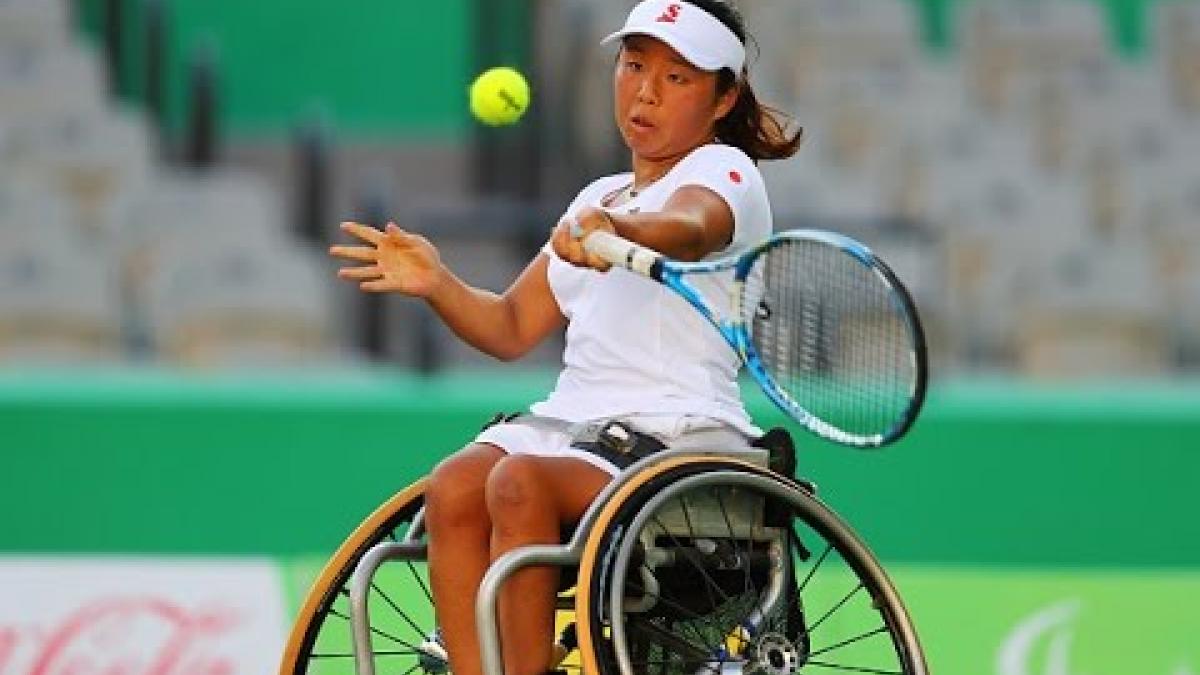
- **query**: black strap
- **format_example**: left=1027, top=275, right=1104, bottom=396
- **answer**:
left=571, top=420, right=667, bottom=471
left=479, top=412, right=670, bottom=470
left=480, top=411, right=523, bottom=432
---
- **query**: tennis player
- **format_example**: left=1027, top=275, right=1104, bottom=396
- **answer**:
left=331, top=1, right=800, bottom=672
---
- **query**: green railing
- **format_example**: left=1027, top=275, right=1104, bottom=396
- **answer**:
left=3, top=368, right=1196, bottom=567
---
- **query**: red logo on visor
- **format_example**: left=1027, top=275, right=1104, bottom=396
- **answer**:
left=657, top=3, right=682, bottom=22
left=729, top=170, right=743, bottom=184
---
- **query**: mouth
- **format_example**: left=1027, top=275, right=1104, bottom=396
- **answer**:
left=629, top=115, right=655, bottom=131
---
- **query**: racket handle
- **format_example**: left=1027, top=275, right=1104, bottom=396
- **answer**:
left=577, top=228, right=661, bottom=278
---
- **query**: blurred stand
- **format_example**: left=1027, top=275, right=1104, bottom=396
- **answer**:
left=294, top=112, right=332, bottom=248
left=2, top=0, right=1199, bottom=379
left=102, top=0, right=123, bottom=99
left=184, top=38, right=218, bottom=168
left=143, top=0, right=167, bottom=153
left=351, top=171, right=393, bottom=364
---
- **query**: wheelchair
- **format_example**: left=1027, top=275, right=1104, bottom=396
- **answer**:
left=278, top=430, right=928, bottom=675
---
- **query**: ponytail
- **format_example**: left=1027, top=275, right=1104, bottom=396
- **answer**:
left=715, top=69, right=802, bottom=162
left=683, top=0, right=802, bottom=161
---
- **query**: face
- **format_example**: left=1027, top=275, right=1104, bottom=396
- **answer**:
left=613, top=35, right=739, bottom=162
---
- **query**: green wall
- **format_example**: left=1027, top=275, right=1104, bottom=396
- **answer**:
left=2, top=369, right=1197, bottom=569
left=78, top=0, right=475, bottom=139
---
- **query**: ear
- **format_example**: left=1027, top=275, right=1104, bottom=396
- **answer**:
left=713, top=81, right=741, bottom=122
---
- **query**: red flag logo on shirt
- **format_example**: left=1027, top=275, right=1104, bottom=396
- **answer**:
left=657, top=3, right=682, bottom=23
left=729, top=170, right=743, bottom=184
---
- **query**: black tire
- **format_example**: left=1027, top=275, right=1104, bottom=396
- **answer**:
left=576, top=459, right=927, bottom=675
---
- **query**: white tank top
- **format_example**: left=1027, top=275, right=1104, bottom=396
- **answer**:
left=530, top=144, right=772, bottom=436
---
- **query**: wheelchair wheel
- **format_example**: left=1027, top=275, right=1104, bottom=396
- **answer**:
left=576, top=458, right=927, bottom=675
left=279, top=480, right=443, bottom=674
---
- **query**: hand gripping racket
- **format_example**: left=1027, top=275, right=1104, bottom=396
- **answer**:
left=575, top=227, right=928, bottom=448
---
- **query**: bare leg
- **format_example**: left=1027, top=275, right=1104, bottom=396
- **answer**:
left=486, top=455, right=612, bottom=675
left=424, top=443, right=506, bottom=675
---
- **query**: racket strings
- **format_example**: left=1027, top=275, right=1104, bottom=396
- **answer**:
left=743, top=239, right=916, bottom=440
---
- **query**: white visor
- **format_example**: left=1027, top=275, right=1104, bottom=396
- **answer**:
left=602, top=0, right=746, bottom=75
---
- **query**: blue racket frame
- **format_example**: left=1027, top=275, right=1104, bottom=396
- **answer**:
left=646, top=229, right=927, bottom=448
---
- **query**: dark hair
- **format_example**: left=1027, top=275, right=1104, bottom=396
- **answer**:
left=682, top=0, right=802, bottom=162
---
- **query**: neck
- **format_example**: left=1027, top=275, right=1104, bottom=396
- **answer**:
left=629, top=156, right=676, bottom=193
left=630, top=140, right=718, bottom=191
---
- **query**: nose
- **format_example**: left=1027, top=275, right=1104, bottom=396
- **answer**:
left=636, top=75, right=660, bottom=105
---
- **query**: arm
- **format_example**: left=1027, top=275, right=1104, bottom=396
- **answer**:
left=425, top=253, right=564, bottom=361
left=331, top=222, right=564, bottom=361
left=551, top=185, right=734, bottom=268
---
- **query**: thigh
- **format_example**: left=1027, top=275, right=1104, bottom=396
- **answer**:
left=480, top=449, right=609, bottom=523
left=426, top=443, right=507, bottom=514
left=528, top=454, right=614, bottom=523
left=432, top=442, right=506, bottom=480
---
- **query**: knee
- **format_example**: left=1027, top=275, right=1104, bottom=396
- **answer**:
left=425, top=452, right=492, bottom=533
left=485, top=455, right=551, bottom=523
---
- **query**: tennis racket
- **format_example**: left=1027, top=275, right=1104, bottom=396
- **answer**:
left=575, top=227, right=928, bottom=448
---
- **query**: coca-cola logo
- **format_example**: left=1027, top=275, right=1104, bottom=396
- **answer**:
left=0, top=597, right=241, bottom=675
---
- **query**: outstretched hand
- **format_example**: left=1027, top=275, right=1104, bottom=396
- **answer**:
left=551, top=206, right=616, bottom=272
left=330, top=221, right=444, bottom=297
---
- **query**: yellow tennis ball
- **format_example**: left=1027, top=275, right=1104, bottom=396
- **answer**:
left=470, top=67, right=530, bottom=126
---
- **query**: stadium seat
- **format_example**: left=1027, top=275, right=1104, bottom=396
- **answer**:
left=1152, top=0, right=1200, bottom=116
left=117, top=168, right=296, bottom=355
left=0, top=0, right=71, bottom=50
left=0, top=41, right=105, bottom=120
left=1016, top=241, right=1169, bottom=378
left=958, top=0, right=1108, bottom=117
left=0, top=218, right=122, bottom=364
left=745, top=0, right=923, bottom=115
left=5, top=110, right=153, bottom=243
left=143, top=240, right=338, bottom=367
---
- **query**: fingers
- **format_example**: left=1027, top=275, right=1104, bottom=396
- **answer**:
left=585, top=252, right=612, bottom=272
left=339, top=221, right=386, bottom=245
left=337, top=264, right=382, bottom=281
left=551, top=218, right=611, bottom=272
left=565, top=209, right=617, bottom=272
left=550, top=220, right=571, bottom=257
left=561, top=226, right=586, bottom=263
left=359, top=279, right=392, bottom=293
left=329, top=245, right=377, bottom=263
left=574, top=207, right=617, bottom=237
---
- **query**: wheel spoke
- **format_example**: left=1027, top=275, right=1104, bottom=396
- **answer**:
left=623, top=572, right=736, bottom=652
left=804, top=659, right=904, bottom=674
left=308, top=649, right=419, bottom=659
left=326, top=606, right=423, bottom=653
left=650, top=511, right=731, bottom=605
left=624, top=617, right=728, bottom=674
left=405, top=559, right=434, bottom=605
left=808, top=581, right=865, bottom=635
left=714, top=488, right=757, bottom=601
left=370, top=581, right=425, bottom=638
left=794, top=531, right=834, bottom=594
left=808, top=625, right=890, bottom=658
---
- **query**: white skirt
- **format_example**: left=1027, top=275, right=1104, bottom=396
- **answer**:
left=474, top=413, right=755, bottom=476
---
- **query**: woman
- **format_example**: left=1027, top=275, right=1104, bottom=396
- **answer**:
left=330, top=1, right=800, bottom=673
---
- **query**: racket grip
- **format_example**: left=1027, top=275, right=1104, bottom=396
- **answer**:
left=579, top=229, right=660, bottom=277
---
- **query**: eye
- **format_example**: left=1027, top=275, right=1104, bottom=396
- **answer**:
left=667, top=71, right=688, bottom=84
left=623, top=59, right=643, bottom=72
